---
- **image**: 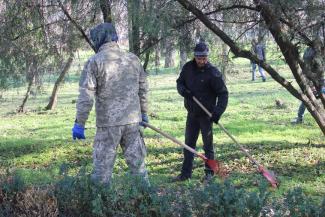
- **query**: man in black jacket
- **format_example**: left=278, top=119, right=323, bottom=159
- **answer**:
left=174, top=42, right=228, bottom=182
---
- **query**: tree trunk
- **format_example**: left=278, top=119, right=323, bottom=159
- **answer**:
left=39, top=0, right=50, bottom=46
left=127, top=0, right=140, bottom=56
left=219, top=9, right=231, bottom=80
left=155, top=43, right=160, bottom=74
left=179, top=45, right=187, bottom=69
left=17, top=78, right=34, bottom=113
left=164, top=39, right=175, bottom=68
left=179, top=25, right=190, bottom=69
left=18, top=59, right=37, bottom=113
left=143, top=50, right=150, bottom=72
left=220, top=42, right=228, bottom=80
left=45, top=53, right=74, bottom=110
left=176, top=0, right=325, bottom=134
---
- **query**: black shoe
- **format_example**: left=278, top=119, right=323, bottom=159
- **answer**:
left=262, top=78, right=266, bottom=82
left=172, top=174, right=190, bottom=182
left=291, top=118, right=303, bottom=124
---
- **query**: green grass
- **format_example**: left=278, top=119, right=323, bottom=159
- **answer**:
left=0, top=57, right=324, bottom=202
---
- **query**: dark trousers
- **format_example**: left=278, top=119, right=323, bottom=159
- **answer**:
left=297, top=102, right=306, bottom=120
left=181, top=113, right=214, bottom=177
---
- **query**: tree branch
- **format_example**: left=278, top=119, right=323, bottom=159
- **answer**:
left=209, top=4, right=258, bottom=13
left=176, top=0, right=301, bottom=100
left=209, top=18, right=258, bottom=24
left=173, top=4, right=259, bottom=30
left=234, top=21, right=260, bottom=42
left=57, top=0, right=95, bottom=52
left=10, top=18, right=68, bottom=41
left=279, top=17, right=312, bottom=45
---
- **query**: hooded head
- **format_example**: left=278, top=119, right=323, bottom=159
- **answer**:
left=90, top=23, right=118, bottom=52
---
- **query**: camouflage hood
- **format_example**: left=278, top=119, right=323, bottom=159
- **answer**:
left=90, top=23, right=118, bottom=52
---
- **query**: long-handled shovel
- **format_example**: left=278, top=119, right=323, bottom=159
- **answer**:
left=142, top=122, right=220, bottom=175
left=192, top=96, right=279, bottom=188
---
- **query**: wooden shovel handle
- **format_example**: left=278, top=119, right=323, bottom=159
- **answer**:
left=142, top=122, right=207, bottom=160
left=192, top=96, right=261, bottom=167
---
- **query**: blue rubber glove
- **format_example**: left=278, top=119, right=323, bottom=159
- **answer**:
left=140, top=113, right=149, bottom=127
left=72, top=123, right=85, bottom=140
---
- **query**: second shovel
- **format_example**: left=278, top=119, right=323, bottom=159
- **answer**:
left=142, top=122, right=220, bottom=174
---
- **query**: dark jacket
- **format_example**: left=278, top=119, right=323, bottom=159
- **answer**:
left=254, top=43, right=265, bottom=61
left=176, top=59, right=228, bottom=117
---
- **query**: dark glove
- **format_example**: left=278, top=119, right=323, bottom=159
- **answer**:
left=140, top=113, right=149, bottom=127
left=211, top=111, right=221, bottom=124
left=183, top=88, right=194, bottom=99
left=312, top=87, right=320, bottom=98
left=72, top=123, right=85, bottom=140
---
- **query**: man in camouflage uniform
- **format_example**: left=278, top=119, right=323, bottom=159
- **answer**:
left=72, top=23, right=149, bottom=185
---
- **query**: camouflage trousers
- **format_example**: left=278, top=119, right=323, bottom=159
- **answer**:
left=91, top=123, right=148, bottom=184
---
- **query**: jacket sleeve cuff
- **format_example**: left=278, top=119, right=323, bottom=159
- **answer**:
left=75, top=118, right=86, bottom=127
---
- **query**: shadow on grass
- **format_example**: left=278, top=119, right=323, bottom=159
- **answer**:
left=0, top=143, right=93, bottom=167
left=1, top=131, right=323, bottom=192
left=146, top=139, right=324, bottom=186
left=0, top=139, right=61, bottom=159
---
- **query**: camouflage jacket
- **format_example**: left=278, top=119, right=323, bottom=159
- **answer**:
left=75, top=42, right=148, bottom=127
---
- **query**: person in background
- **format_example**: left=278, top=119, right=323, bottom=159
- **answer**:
left=292, top=80, right=325, bottom=124
left=292, top=42, right=324, bottom=124
left=251, top=38, right=267, bottom=82
left=72, top=22, right=149, bottom=186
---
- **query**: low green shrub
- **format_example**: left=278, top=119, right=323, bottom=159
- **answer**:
left=272, top=187, right=325, bottom=217
left=190, top=180, right=271, bottom=217
left=1, top=169, right=324, bottom=217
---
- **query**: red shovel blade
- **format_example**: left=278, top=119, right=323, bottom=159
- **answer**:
left=198, top=153, right=226, bottom=177
left=205, top=159, right=220, bottom=174
left=258, top=165, right=278, bottom=188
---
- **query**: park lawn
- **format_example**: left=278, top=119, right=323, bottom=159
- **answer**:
left=0, top=57, right=324, bottom=202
